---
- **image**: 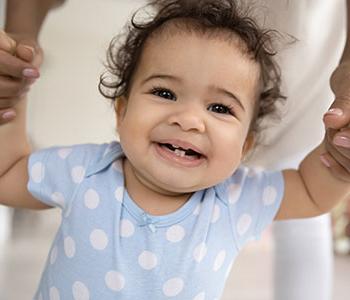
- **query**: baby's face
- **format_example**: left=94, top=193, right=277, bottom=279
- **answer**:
left=116, top=31, right=260, bottom=195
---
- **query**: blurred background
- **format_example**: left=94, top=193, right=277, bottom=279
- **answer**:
left=0, top=0, right=350, bottom=299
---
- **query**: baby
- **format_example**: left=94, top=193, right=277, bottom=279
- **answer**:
left=0, top=0, right=349, bottom=299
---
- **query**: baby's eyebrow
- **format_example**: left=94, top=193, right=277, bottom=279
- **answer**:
left=210, top=85, right=245, bottom=112
left=141, top=74, right=181, bottom=85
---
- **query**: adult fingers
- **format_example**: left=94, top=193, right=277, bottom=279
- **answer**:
left=320, top=151, right=350, bottom=183
left=0, top=77, right=29, bottom=99
left=0, top=108, right=17, bottom=124
left=0, top=49, right=39, bottom=79
left=323, top=98, right=350, bottom=130
left=324, top=131, right=350, bottom=174
left=326, top=127, right=350, bottom=156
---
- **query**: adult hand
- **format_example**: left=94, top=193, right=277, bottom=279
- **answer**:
left=0, top=30, right=41, bottom=124
left=322, top=60, right=350, bottom=182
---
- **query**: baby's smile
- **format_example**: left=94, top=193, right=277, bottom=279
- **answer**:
left=154, top=140, right=205, bottom=167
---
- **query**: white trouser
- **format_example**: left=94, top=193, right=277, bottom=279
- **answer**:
left=0, top=206, right=13, bottom=245
left=273, top=214, right=333, bottom=300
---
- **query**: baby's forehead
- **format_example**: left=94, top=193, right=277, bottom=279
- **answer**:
left=147, top=18, right=256, bottom=59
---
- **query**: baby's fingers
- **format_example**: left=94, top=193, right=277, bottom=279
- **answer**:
left=0, top=30, right=16, bottom=53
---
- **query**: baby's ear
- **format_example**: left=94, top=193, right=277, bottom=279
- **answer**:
left=242, top=131, right=256, bottom=158
left=115, top=97, right=127, bottom=127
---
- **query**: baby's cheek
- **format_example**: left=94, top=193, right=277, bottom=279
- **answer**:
left=214, top=150, right=242, bottom=181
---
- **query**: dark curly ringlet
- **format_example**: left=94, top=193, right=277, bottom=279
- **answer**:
left=98, top=0, right=286, bottom=142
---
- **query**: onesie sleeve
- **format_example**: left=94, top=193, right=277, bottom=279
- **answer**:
left=27, top=143, right=107, bottom=211
left=215, top=167, right=284, bottom=249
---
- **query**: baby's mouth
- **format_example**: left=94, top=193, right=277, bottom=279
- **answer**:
left=158, top=143, right=203, bottom=159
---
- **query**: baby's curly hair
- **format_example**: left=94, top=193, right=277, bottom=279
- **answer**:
left=99, top=0, right=285, bottom=139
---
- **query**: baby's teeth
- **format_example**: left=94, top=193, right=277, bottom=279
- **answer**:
left=174, top=149, right=186, bottom=157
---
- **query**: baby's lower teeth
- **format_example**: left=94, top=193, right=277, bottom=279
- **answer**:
left=174, top=149, right=186, bottom=157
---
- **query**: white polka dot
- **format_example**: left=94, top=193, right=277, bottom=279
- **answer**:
left=120, top=219, right=135, bottom=237
left=211, top=204, right=220, bottom=223
left=166, top=225, right=185, bottom=243
left=58, top=148, right=72, bottom=159
left=84, top=189, right=100, bottom=209
left=51, top=192, right=65, bottom=208
left=115, top=186, right=124, bottom=203
left=163, top=277, right=184, bottom=297
left=112, top=160, right=123, bottom=173
left=50, top=246, right=58, bottom=265
left=72, top=281, right=90, bottom=300
left=228, top=183, right=241, bottom=204
left=49, top=287, right=60, bottom=300
left=193, top=242, right=207, bottom=263
left=193, top=291, right=205, bottom=300
left=105, top=271, right=125, bottom=291
left=213, top=250, right=226, bottom=272
left=263, top=186, right=277, bottom=206
left=64, top=236, right=76, bottom=258
left=31, top=162, right=45, bottom=183
left=71, top=166, right=85, bottom=184
left=138, top=251, right=158, bottom=270
left=237, top=214, right=252, bottom=236
left=193, top=203, right=202, bottom=215
left=90, top=229, right=108, bottom=250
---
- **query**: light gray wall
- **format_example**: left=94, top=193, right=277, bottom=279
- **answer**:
left=0, top=0, right=5, bottom=28
left=28, top=0, right=146, bottom=148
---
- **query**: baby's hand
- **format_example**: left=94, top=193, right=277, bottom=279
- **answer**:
left=0, top=30, right=41, bottom=124
left=322, top=61, right=350, bottom=182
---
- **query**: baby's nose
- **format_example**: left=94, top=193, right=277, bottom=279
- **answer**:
left=167, top=107, right=206, bottom=133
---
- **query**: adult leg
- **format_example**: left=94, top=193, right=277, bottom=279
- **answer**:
left=273, top=214, right=333, bottom=300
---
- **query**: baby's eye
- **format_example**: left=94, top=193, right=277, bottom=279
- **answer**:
left=208, top=103, right=233, bottom=115
left=151, top=87, right=176, bottom=101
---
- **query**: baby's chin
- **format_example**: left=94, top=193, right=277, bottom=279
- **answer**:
left=153, top=177, right=219, bottom=195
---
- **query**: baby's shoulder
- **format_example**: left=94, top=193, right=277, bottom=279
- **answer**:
left=30, top=142, right=121, bottom=174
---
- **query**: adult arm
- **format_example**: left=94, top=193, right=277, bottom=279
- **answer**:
left=5, top=0, right=66, bottom=40
left=0, top=0, right=65, bottom=124
left=322, top=0, right=350, bottom=181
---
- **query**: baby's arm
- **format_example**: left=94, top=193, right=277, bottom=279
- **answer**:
left=0, top=98, right=48, bottom=209
left=0, top=35, right=49, bottom=209
left=276, top=141, right=350, bottom=220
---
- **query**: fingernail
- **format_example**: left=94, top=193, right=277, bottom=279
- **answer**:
left=320, top=155, right=330, bottom=168
left=22, top=45, right=35, bottom=56
left=2, top=111, right=16, bottom=120
left=333, top=135, right=350, bottom=147
left=22, top=68, right=39, bottom=78
left=325, top=108, right=343, bottom=116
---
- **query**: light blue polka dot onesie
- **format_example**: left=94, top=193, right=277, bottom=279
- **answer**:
left=27, top=141, right=284, bottom=300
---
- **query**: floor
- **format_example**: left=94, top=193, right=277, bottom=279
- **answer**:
left=0, top=209, right=349, bottom=300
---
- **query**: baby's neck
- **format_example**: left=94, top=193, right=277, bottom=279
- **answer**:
left=123, top=159, right=192, bottom=216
